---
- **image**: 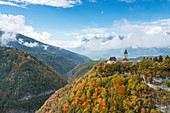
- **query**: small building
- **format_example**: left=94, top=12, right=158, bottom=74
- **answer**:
left=107, top=57, right=117, bottom=64
left=122, top=49, right=129, bottom=63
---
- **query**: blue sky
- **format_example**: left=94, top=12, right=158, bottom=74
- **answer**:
left=0, top=0, right=170, bottom=39
left=0, top=0, right=170, bottom=58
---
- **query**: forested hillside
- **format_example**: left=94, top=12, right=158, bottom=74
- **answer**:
left=66, top=61, right=99, bottom=82
left=0, top=47, right=67, bottom=113
left=37, top=57, right=170, bottom=113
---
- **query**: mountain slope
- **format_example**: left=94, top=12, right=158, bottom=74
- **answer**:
left=37, top=58, right=169, bottom=113
left=0, top=47, right=67, bottom=113
left=66, top=61, right=99, bottom=82
left=0, top=31, right=92, bottom=78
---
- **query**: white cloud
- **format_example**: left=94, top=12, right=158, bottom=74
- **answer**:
left=0, top=0, right=20, bottom=7
left=43, top=45, right=48, bottom=50
left=0, top=13, right=51, bottom=43
left=0, top=13, right=169, bottom=58
left=23, top=42, right=39, bottom=47
left=119, top=0, right=136, bottom=3
left=145, top=26, right=162, bottom=35
left=82, top=27, right=107, bottom=33
left=76, top=35, right=85, bottom=40
left=88, top=0, right=96, bottom=2
left=8, top=0, right=82, bottom=8
left=66, top=32, right=79, bottom=35
left=18, top=38, right=39, bottom=47
left=64, top=18, right=170, bottom=57
left=45, top=40, right=82, bottom=48
left=0, top=13, right=82, bottom=49
left=0, top=32, right=16, bottom=45
left=18, top=38, right=24, bottom=44
left=104, top=33, right=111, bottom=37
left=71, top=18, right=170, bottom=57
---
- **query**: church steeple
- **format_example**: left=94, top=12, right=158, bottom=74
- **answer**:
left=124, top=49, right=128, bottom=59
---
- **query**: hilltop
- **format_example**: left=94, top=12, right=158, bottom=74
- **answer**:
left=37, top=57, right=170, bottom=113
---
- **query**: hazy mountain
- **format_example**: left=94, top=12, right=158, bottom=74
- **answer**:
left=71, top=46, right=170, bottom=59
left=117, top=55, right=168, bottom=62
left=0, top=47, right=67, bottom=113
left=70, top=35, right=170, bottom=59
left=0, top=31, right=92, bottom=78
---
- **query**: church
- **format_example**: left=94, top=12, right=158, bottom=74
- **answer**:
left=107, top=49, right=129, bottom=64
left=122, top=49, right=129, bottom=63
left=107, top=57, right=117, bottom=64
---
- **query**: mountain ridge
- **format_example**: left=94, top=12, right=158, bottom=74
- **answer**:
left=70, top=46, right=170, bottom=59
left=0, top=31, right=92, bottom=78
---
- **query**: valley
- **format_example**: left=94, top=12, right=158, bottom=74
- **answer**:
left=0, top=1, right=170, bottom=113
left=0, top=35, right=169, bottom=113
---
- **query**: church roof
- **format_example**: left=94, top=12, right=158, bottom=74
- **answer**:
left=124, top=49, right=128, bottom=54
left=109, top=57, right=117, bottom=61
left=122, top=58, right=128, bottom=61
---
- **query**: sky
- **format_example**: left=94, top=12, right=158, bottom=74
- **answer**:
left=0, top=0, right=170, bottom=58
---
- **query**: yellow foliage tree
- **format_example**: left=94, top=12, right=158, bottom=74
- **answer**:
left=118, top=85, right=126, bottom=95
left=86, top=90, right=91, bottom=98
left=101, top=99, right=107, bottom=108
left=101, top=88, right=107, bottom=98
left=63, top=102, right=70, bottom=113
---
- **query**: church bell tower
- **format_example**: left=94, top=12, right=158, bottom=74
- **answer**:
left=124, top=49, right=128, bottom=59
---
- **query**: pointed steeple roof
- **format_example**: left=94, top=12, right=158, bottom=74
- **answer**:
left=124, top=49, right=128, bottom=54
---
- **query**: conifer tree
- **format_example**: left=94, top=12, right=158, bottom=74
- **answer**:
left=158, top=55, right=163, bottom=62
left=165, top=55, right=169, bottom=60
left=153, top=57, right=158, bottom=62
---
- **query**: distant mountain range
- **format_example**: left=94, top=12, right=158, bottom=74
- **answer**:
left=117, top=55, right=168, bottom=62
left=0, top=31, right=92, bottom=78
left=70, top=35, right=170, bottom=59
left=71, top=47, right=170, bottom=59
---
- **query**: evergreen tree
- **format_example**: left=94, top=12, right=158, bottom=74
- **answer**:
left=165, top=55, right=169, bottom=60
left=149, top=57, right=152, bottom=60
left=153, top=57, right=158, bottom=62
left=158, top=55, right=163, bottom=62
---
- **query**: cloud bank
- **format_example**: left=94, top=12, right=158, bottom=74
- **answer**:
left=74, top=19, right=170, bottom=50
left=0, top=13, right=170, bottom=49
left=64, top=18, right=170, bottom=58
left=0, top=13, right=169, bottom=58
left=0, top=0, right=81, bottom=8
left=0, top=13, right=51, bottom=43
left=0, top=13, right=81, bottom=48
left=0, top=32, right=17, bottom=45
left=0, top=0, right=20, bottom=7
